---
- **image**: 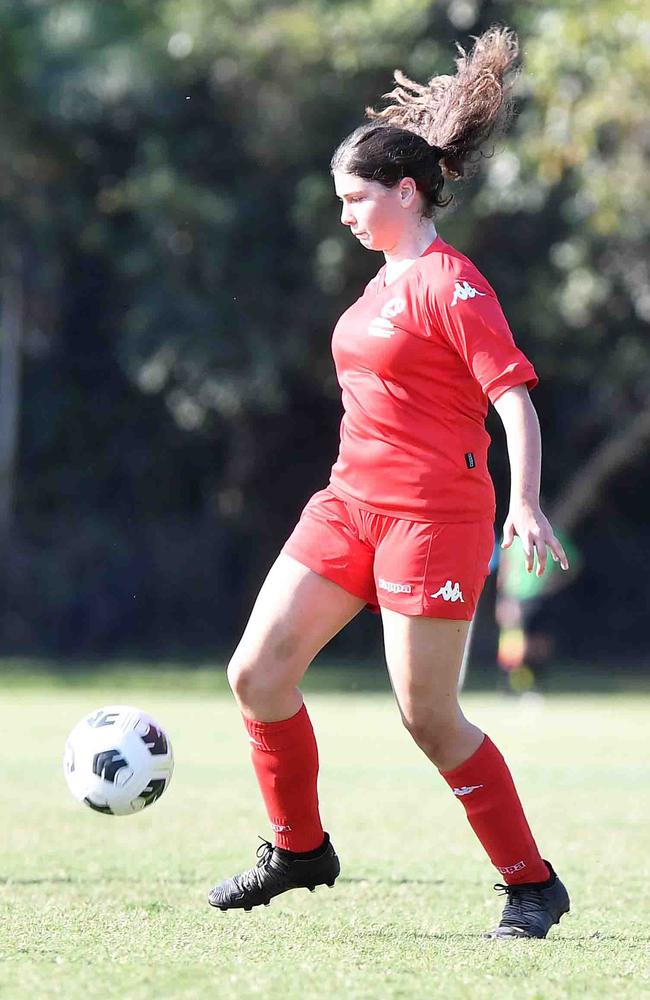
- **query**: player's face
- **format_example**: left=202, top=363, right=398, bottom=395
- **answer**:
left=333, top=171, right=412, bottom=252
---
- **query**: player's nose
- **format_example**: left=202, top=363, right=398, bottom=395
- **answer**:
left=340, top=205, right=354, bottom=226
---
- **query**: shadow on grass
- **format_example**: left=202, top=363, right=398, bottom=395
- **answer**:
left=340, top=877, right=445, bottom=887
left=349, top=929, right=650, bottom=943
left=563, top=934, right=650, bottom=943
left=3, top=876, right=649, bottom=945
left=1, top=874, right=444, bottom=888
left=0, top=875, right=201, bottom=886
left=0, top=876, right=79, bottom=886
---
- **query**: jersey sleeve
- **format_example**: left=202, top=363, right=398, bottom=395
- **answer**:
left=426, top=269, right=538, bottom=402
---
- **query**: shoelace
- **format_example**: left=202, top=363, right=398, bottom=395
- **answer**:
left=255, top=838, right=274, bottom=866
left=236, top=838, right=275, bottom=892
left=493, top=882, right=545, bottom=924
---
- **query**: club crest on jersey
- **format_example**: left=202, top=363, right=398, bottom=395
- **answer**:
left=381, top=297, right=406, bottom=319
left=367, top=297, right=406, bottom=338
left=450, top=280, right=486, bottom=307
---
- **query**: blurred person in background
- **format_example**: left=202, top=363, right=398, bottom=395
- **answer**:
left=209, top=27, right=571, bottom=939
left=495, top=532, right=581, bottom=696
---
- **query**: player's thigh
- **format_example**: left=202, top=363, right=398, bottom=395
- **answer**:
left=380, top=610, right=471, bottom=735
left=376, top=516, right=491, bottom=728
left=228, top=552, right=365, bottom=693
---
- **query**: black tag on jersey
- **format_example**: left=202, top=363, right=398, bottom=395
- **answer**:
left=465, top=452, right=476, bottom=469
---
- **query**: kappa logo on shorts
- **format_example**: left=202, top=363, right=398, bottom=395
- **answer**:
left=450, top=280, right=486, bottom=307
left=430, top=580, right=465, bottom=603
left=378, top=577, right=413, bottom=594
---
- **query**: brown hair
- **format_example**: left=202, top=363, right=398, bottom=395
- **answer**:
left=331, top=26, right=519, bottom=214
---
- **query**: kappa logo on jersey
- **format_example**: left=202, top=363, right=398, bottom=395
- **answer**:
left=431, top=580, right=465, bottom=603
left=450, top=280, right=487, bottom=307
left=367, top=297, right=406, bottom=337
left=452, top=784, right=484, bottom=797
left=378, top=577, right=412, bottom=594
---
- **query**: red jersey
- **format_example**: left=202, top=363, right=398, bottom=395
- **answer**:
left=328, top=234, right=538, bottom=521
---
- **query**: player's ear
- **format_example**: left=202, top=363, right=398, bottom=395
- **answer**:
left=399, top=177, right=417, bottom=206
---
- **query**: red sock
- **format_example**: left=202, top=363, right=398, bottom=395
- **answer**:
left=440, top=735, right=549, bottom=884
left=243, top=703, right=324, bottom=852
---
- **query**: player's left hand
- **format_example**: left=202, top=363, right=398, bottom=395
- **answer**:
left=501, top=502, right=569, bottom=576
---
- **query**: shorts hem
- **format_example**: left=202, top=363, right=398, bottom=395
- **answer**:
left=281, top=543, right=375, bottom=606
left=376, top=600, right=474, bottom=621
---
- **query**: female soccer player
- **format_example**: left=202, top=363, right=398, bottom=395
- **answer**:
left=209, top=26, right=570, bottom=939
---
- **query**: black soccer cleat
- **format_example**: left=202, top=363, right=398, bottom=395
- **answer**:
left=486, top=861, right=570, bottom=939
left=208, top=833, right=340, bottom=912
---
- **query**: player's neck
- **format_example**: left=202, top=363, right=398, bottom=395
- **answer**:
left=382, top=224, right=438, bottom=283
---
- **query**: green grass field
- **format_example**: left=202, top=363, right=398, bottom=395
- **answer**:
left=1, top=662, right=649, bottom=999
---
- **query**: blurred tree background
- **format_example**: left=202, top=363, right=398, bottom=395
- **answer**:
left=0, top=0, right=648, bottom=664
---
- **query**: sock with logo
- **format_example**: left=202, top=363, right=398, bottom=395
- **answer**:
left=440, top=734, right=550, bottom=885
left=243, top=702, right=325, bottom=853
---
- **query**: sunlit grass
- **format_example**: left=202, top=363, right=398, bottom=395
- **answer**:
left=0, top=664, right=648, bottom=998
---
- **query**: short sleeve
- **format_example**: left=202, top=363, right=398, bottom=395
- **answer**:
left=426, top=269, right=538, bottom=403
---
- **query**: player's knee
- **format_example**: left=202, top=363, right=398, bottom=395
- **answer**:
left=227, top=657, right=259, bottom=703
left=226, top=654, right=289, bottom=709
left=402, top=713, right=460, bottom=765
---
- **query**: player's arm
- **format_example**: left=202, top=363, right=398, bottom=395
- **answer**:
left=492, top=385, right=569, bottom=576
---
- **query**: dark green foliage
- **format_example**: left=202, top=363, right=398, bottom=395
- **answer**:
left=0, top=1, right=648, bottom=656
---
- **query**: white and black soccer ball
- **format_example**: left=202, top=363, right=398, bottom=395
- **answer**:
left=63, top=705, right=174, bottom=816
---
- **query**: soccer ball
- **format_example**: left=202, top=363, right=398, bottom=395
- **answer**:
left=63, top=705, right=174, bottom=816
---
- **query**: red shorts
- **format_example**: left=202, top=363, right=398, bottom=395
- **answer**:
left=282, top=487, right=494, bottom=620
